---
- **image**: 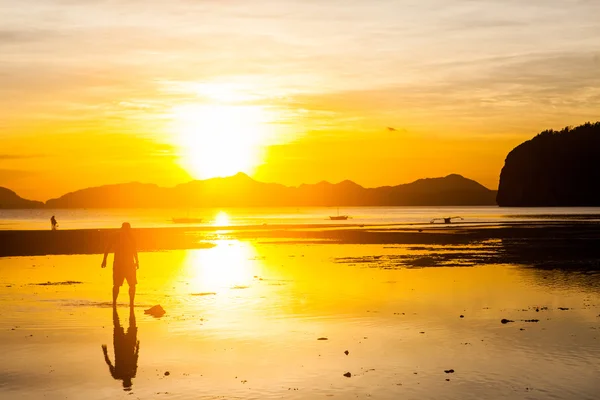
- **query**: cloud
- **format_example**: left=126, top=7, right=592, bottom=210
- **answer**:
left=0, top=29, right=56, bottom=45
left=0, top=154, right=44, bottom=160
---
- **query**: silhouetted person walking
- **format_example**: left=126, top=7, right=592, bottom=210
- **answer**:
left=50, top=215, right=58, bottom=230
left=101, top=222, right=139, bottom=308
left=102, top=308, right=139, bottom=391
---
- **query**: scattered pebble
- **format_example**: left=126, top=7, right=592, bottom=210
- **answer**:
left=501, top=319, right=514, bottom=324
left=523, top=319, right=539, bottom=323
left=343, top=372, right=352, bottom=378
left=558, top=307, right=570, bottom=311
left=317, top=337, right=328, bottom=341
left=444, top=369, right=455, bottom=374
left=344, top=350, right=349, bottom=355
left=460, top=315, right=464, bottom=318
left=164, top=371, right=170, bottom=376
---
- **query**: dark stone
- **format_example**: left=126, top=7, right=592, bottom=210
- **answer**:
left=344, top=350, right=349, bottom=355
left=444, top=369, right=455, bottom=374
left=145, top=305, right=166, bottom=318
left=501, top=319, right=514, bottom=324
left=343, top=372, right=352, bottom=378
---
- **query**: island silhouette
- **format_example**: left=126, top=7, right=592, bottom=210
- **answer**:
left=498, top=122, right=600, bottom=206
left=0, top=173, right=496, bottom=208
left=0, top=187, right=44, bottom=209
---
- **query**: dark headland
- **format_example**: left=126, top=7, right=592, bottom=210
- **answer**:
left=498, top=122, right=600, bottom=206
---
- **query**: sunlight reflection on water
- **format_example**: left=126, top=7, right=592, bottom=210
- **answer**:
left=1, top=241, right=600, bottom=399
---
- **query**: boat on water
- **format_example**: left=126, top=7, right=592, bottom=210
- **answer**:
left=430, top=216, right=463, bottom=224
left=329, top=208, right=349, bottom=221
left=329, top=215, right=349, bottom=221
left=171, top=217, right=204, bottom=224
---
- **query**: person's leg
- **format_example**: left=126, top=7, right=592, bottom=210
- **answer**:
left=113, top=267, right=125, bottom=307
left=128, top=285, right=136, bottom=308
left=113, top=285, right=120, bottom=307
left=126, top=267, right=137, bottom=309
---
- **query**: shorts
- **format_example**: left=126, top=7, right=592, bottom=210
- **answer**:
left=113, top=265, right=137, bottom=287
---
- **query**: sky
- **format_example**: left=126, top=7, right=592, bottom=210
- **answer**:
left=1, top=0, right=599, bottom=200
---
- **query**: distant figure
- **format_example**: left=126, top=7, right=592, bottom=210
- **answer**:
left=50, top=215, right=58, bottom=230
left=101, top=222, right=139, bottom=308
left=102, top=308, right=139, bottom=391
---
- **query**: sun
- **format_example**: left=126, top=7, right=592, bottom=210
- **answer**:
left=213, top=211, right=230, bottom=226
left=172, top=103, right=273, bottom=179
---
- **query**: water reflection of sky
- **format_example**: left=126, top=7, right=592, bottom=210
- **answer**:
left=0, top=241, right=599, bottom=399
left=2, top=206, right=600, bottom=230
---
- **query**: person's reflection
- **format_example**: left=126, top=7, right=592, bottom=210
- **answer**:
left=102, top=308, right=140, bottom=391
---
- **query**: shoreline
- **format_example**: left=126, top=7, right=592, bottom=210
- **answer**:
left=1, top=221, right=600, bottom=267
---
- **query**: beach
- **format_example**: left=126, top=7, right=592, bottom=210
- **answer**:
left=1, top=221, right=600, bottom=399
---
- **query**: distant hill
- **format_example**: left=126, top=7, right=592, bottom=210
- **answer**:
left=0, top=187, right=44, bottom=209
left=497, top=122, right=600, bottom=207
left=44, top=173, right=496, bottom=208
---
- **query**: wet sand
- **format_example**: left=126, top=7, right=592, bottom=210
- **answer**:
left=2, top=222, right=600, bottom=270
left=1, top=227, right=600, bottom=399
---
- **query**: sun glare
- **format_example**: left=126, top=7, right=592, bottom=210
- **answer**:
left=184, top=240, right=257, bottom=292
left=172, top=103, right=274, bottom=179
left=213, top=211, right=230, bottom=226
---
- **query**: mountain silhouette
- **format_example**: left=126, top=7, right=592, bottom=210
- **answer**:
left=41, top=173, right=496, bottom=208
left=497, top=122, right=600, bottom=206
left=0, top=187, right=44, bottom=209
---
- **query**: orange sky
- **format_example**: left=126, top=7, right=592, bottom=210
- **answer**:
left=1, top=0, right=599, bottom=200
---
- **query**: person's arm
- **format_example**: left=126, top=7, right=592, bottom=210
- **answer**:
left=101, top=238, right=112, bottom=268
left=134, top=239, right=139, bottom=269
left=102, top=344, right=116, bottom=377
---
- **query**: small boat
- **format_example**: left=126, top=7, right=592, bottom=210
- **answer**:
left=430, top=216, right=463, bottom=224
left=172, top=217, right=204, bottom=224
left=329, top=215, right=349, bottom=221
left=329, top=208, right=349, bottom=221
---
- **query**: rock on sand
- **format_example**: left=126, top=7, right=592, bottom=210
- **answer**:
left=145, top=305, right=166, bottom=318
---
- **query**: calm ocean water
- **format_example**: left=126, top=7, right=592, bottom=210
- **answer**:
left=1, top=206, right=600, bottom=230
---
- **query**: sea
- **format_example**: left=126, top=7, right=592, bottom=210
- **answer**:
left=2, top=207, right=600, bottom=399
left=1, top=206, right=600, bottom=230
